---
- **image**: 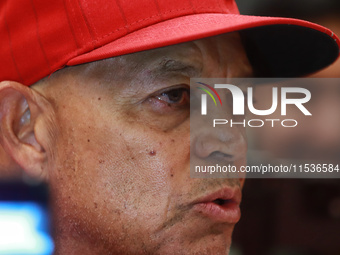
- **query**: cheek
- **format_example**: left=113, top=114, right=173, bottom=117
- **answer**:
left=93, top=124, right=191, bottom=236
left=53, top=107, right=190, bottom=226
left=94, top=124, right=190, bottom=203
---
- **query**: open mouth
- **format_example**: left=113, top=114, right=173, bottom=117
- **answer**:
left=192, top=188, right=241, bottom=223
left=213, top=198, right=232, bottom=206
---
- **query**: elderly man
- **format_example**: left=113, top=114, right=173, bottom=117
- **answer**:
left=0, top=0, right=339, bottom=254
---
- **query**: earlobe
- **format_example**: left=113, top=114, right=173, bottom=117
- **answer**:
left=0, top=81, right=54, bottom=180
left=0, top=144, right=22, bottom=179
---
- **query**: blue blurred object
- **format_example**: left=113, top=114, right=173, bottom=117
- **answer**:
left=0, top=202, right=54, bottom=255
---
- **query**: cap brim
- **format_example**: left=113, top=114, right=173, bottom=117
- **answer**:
left=67, top=13, right=340, bottom=77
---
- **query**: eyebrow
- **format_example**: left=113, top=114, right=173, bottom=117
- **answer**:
left=152, top=59, right=202, bottom=78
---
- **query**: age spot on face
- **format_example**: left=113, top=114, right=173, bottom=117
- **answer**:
left=149, top=150, right=156, bottom=156
left=169, top=167, right=174, bottom=178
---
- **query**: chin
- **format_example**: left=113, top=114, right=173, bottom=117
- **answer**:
left=154, top=231, right=233, bottom=255
left=162, top=244, right=231, bottom=255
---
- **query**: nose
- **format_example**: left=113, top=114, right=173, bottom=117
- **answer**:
left=190, top=89, right=248, bottom=180
left=190, top=118, right=247, bottom=182
left=191, top=83, right=247, bottom=162
left=192, top=123, right=247, bottom=163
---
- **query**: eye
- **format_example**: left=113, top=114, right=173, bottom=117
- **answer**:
left=146, top=85, right=190, bottom=113
left=156, top=87, right=190, bottom=106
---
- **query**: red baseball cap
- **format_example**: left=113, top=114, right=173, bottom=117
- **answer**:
left=1, top=0, right=339, bottom=86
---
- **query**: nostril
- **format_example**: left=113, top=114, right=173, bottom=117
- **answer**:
left=193, top=132, right=247, bottom=160
left=209, top=151, right=233, bottom=161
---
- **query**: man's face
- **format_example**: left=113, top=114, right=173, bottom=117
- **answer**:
left=35, top=33, right=252, bottom=254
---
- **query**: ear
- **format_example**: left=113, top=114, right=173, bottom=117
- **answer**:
left=0, top=81, right=55, bottom=180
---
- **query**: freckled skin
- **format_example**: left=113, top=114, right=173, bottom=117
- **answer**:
left=33, top=33, right=252, bottom=255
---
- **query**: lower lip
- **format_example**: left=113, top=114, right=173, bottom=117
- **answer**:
left=193, top=201, right=241, bottom=223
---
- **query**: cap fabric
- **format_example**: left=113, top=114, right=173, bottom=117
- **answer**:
left=1, top=0, right=339, bottom=86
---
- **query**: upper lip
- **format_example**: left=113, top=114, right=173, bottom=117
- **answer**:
left=192, top=186, right=242, bottom=206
